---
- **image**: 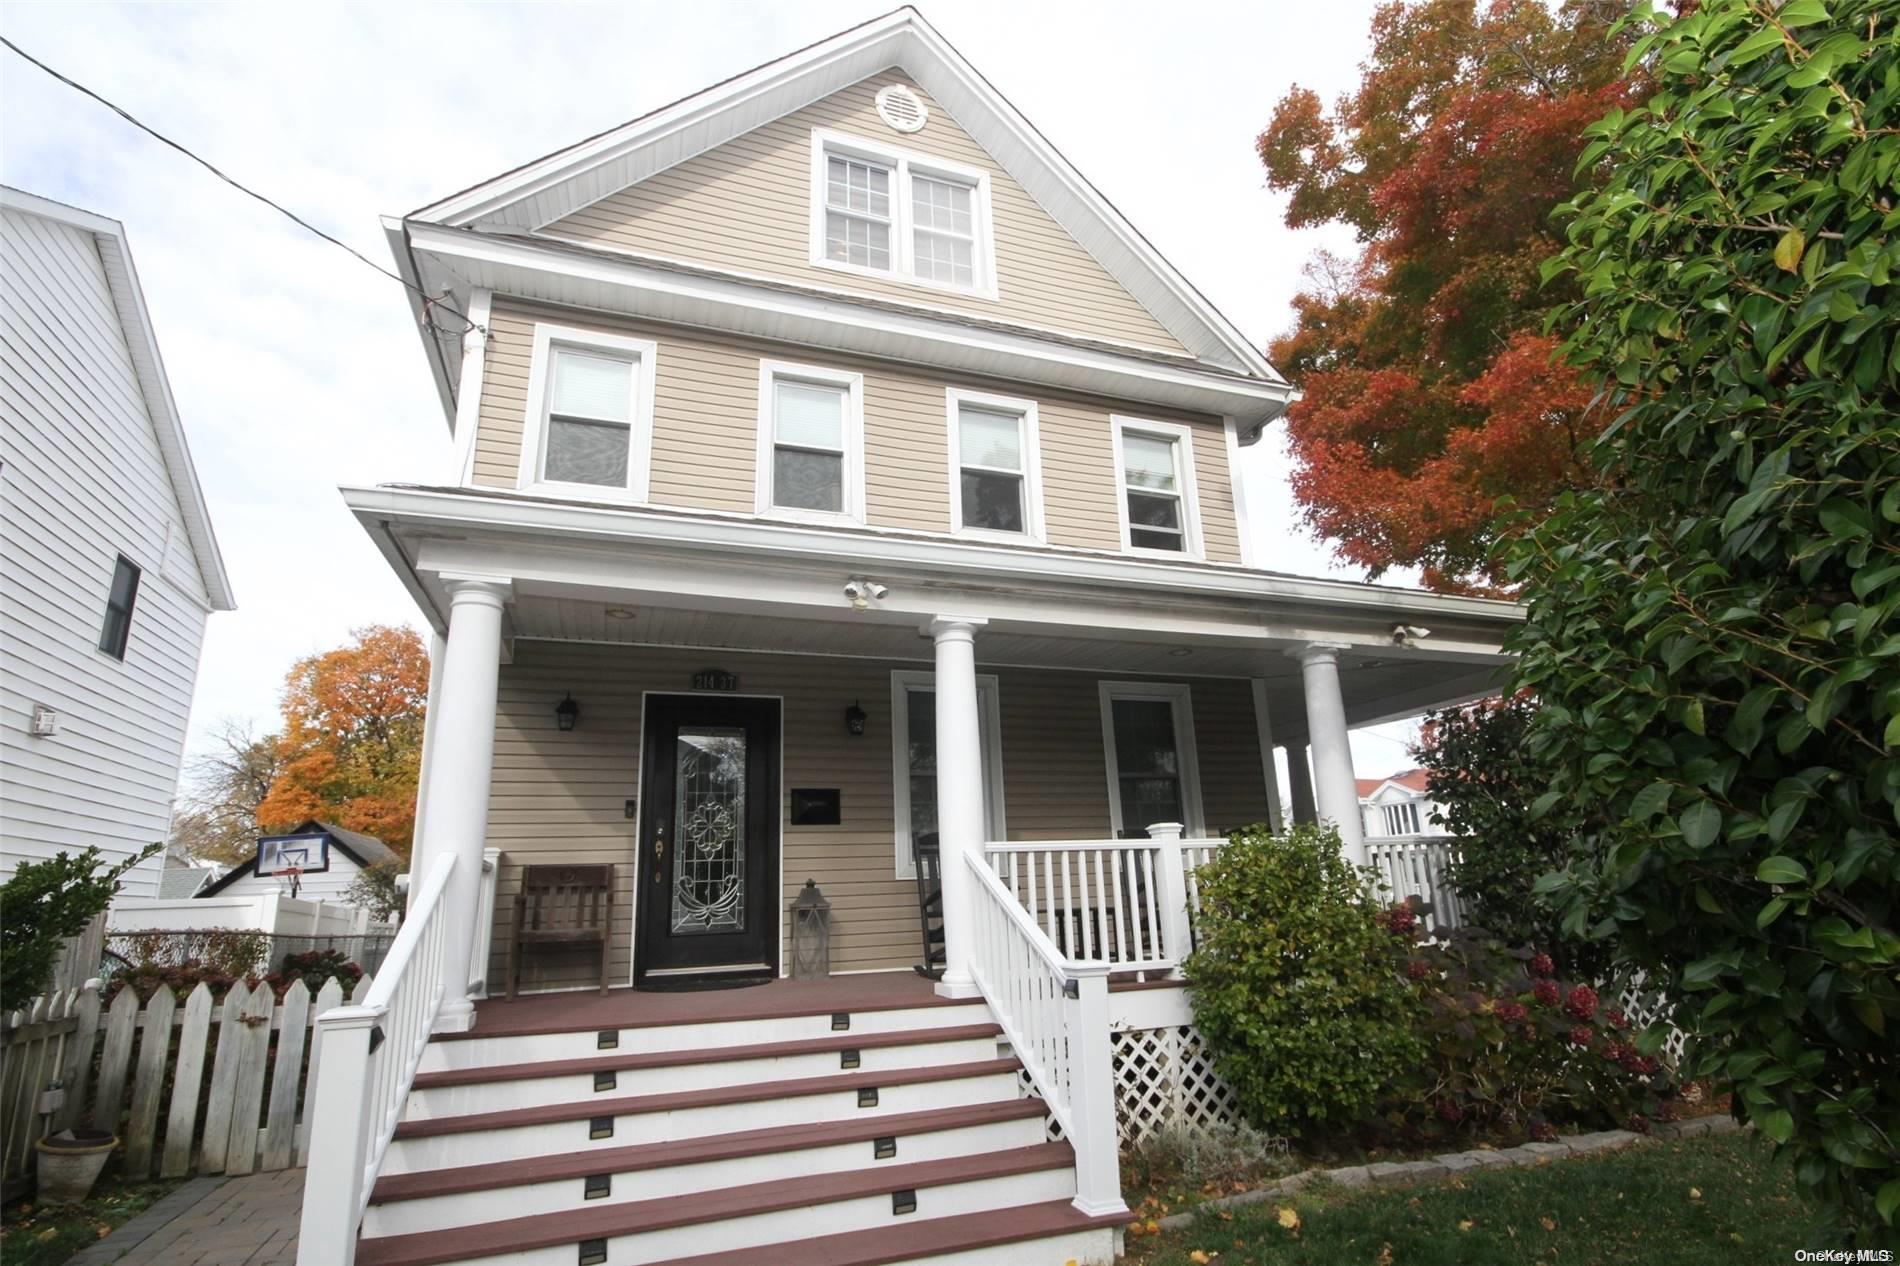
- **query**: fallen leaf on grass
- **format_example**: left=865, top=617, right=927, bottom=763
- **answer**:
left=1459, top=1220, right=1474, bottom=1232
left=1376, top=1243, right=1394, bottom=1266
left=1188, top=1251, right=1214, bottom=1264
left=1276, top=1207, right=1301, bottom=1230
left=1216, top=1210, right=1234, bottom=1221
left=1689, top=1187, right=1702, bottom=1200
left=1540, top=1217, right=1557, bottom=1231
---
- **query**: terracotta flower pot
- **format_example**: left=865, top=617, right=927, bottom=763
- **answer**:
left=34, top=1129, right=117, bottom=1204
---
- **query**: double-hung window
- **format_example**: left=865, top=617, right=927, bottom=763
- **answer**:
left=892, top=670, right=1006, bottom=879
left=97, top=555, right=141, bottom=660
left=755, top=360, right=864, bottom=522
left=520, top=324, right=656, bottom=499
left=947, top=390, right=1042, bottom=540
left=1382, top=801, right=1423, bottom=836
left=811, top=130, right=994, bottom=296
left=1099, top=682, right=1204, bottom=839
left=1112, top=418, right=1202, bottom=557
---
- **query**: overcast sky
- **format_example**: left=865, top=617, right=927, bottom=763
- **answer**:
left=0, top=0, right=1430, bottom=780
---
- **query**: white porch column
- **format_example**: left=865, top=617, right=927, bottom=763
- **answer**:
left=413, top=576, right=510, bottom=1032
left=928, top=615, right=988, bottom=999
left=1293, top=642, right=1365, bottom=866
left=1285, top=743, right=1317, bottom=826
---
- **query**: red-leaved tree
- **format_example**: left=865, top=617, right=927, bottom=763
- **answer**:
left=1260, top=0, right=1642, bottom=592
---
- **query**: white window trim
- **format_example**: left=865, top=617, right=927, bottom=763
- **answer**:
left=1098, top=680, right=1205, bottom=838
left=754, top=358, right=866, bottom=526
left=891, top=669, right=1006, bottom=880
left=1110, top=415, right=1205, bottom=561
left=517, top=322, right=658, bottom=501
left=944, top=387, right=1045, bottom=544
left=808, top=128, right=999, bottom=301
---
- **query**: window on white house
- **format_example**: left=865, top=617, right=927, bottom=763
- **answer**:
left=544, top=348, right=635, bottom=487
left=824, top=154, right=893, bottom=271
left=811, top=131, right=993, bottom=295
left=1382, top=801, right=1423, bottom=835
left=756, top=361, right=864, bottom=522
left=893, top=671, right=1004, bottom=879
left=1099, top=682, right=1203, bottom=839
left=520, top=324, right=656, bottom=498
left=97, top=555, right=140, bottom=660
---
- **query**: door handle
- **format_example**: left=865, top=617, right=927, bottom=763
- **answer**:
left=653, top=819, right=667, bottom=861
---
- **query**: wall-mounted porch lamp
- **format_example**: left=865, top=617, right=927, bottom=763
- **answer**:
left=845, top=701, right=867, bottom=736
left=555, top=694, right=581, bottom=732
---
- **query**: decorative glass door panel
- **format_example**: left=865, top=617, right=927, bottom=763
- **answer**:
left=636, top=696, right=779, bottom=984
left=671, top=727, right=747, bottom=935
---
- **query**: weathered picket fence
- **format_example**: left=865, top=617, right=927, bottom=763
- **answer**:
left=0, top=972, right=373, bottom=1198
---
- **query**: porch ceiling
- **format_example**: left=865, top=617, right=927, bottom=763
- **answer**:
left=505, top=589, right=1509, bottom=735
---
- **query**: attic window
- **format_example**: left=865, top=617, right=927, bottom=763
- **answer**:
left=874, top=85, right=928, bottom=134
left=809, top=129, right=995, bottom=297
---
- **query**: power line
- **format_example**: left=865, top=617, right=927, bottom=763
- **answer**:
left=1, top=35, right=483, bottom=337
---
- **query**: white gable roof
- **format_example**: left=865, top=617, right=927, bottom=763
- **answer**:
left=409, top=7, right=1278, bottom=382
left=1, top=186, right=234, bottom=611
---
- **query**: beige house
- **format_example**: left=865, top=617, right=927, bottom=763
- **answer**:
left=301, top=11, right=1520, bottom=1266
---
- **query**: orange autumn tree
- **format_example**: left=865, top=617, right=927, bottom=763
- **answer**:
left=256, top=625, right=429, bottom=857
left=1259, top=0, right=1641, bottom=592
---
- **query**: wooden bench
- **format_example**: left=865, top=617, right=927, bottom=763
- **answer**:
left=505, top=864, right=614, bottom=999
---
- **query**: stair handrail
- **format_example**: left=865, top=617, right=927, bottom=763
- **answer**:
left=297, top=851, right=457, bottom=1266
left=963, top=849, right=1126, bottom=1218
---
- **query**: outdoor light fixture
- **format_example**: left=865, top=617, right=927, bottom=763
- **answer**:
left=845, top=701, right=867, bottom=735
left=555, top=694, right=581, bottom=731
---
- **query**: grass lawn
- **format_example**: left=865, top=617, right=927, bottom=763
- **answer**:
left=0, top=1177, right=182, bottom=1266
left=1125, top=1131, right=1826, bottom=1266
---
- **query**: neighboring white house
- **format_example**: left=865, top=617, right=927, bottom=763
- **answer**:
left=0, top=186, right=234, bottom=900
left=1359, top=767, right=1445, bottom=837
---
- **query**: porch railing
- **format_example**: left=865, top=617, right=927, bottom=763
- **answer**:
left=983, top=825, right=1226, bottom=975
left=963, top=851, right=1124, bottom=1217
left=1365, top=833, right=1465, bottom=933
left=297, top=852, right=456, bottom=1266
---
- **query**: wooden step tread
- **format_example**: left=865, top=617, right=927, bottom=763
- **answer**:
left=413, top=1023, right=1004, bottom=1089
left=355, top=1143, right=1076, bottom=1266
left=445, top=978, right=968, bottom=1041
left=664, top=1199, right=1135, bottom=1266
left=392, top=1057, right=1024, bottom=1139
left=370, top=1098, right=1050, bottom=1204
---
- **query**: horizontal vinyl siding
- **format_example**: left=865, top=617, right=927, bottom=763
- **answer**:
left=473, top=298, right=1244, bottom=562
left=0, top=208, right=209, bottom=899
left=478, top=641, right=1267, bottom=991
left=548, top=71, right=1185, bottom=354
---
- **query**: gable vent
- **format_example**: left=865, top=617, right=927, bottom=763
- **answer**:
left=874, top=84, right=928, bottom=134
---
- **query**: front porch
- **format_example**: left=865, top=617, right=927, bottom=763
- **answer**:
left=294, top=485, right=1520, bottom=1263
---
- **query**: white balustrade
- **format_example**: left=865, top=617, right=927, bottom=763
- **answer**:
left=963, top=851, right=1124, bottom=1217
left=984, top=830, right=1227, bottom=974
left=297, top=852, right=456, bottom=1266
left=1364, top=834, right=1464, bottom=933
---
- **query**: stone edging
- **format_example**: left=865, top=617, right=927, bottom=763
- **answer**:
left=63, top=1175, right=228, bottom=1266
left=1153, top=1115, right=1743, bottom=1232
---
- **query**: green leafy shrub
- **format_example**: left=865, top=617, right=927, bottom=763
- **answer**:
left=1382, top=919, right=1676, bottom=1141
left=1, top=845, right=159, bottom=1010
left=1185, top=822, right=1421, bottom=1134
left=1416, top=694, right=1609, bottom=978
left=1516, top=0, right=1900, bottom=1240
left=269, top=948, right=362, bottom=998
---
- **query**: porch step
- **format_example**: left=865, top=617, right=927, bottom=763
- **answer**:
left=666, top=1200, right=1128, bottom=1266
left=404, top=1022, right=1003, bottom=1115
left=354, top=1142, right=1078, bottom=1266
left=362, top=1099, right=1052, bottom=1236
left=383, top=1057, right=1025, bottom=1170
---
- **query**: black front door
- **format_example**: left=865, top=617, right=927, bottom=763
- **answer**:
left=635, top=695, right=779, bottom=986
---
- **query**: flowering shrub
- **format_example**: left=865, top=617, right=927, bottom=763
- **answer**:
left=1381, top=921, right=1675, bottom=1141
left=267, top=949, right=362, bottom=998
left=108, top=947, right=364, bottom=1003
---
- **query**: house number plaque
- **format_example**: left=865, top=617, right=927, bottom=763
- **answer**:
left=692, top=667, right=739, bottom=692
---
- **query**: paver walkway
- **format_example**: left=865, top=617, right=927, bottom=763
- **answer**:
left=68, top=1167, right=303, bottom=1266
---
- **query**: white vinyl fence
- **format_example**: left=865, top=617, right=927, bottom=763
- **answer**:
left=0, top=972, right=373, bottom=1198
